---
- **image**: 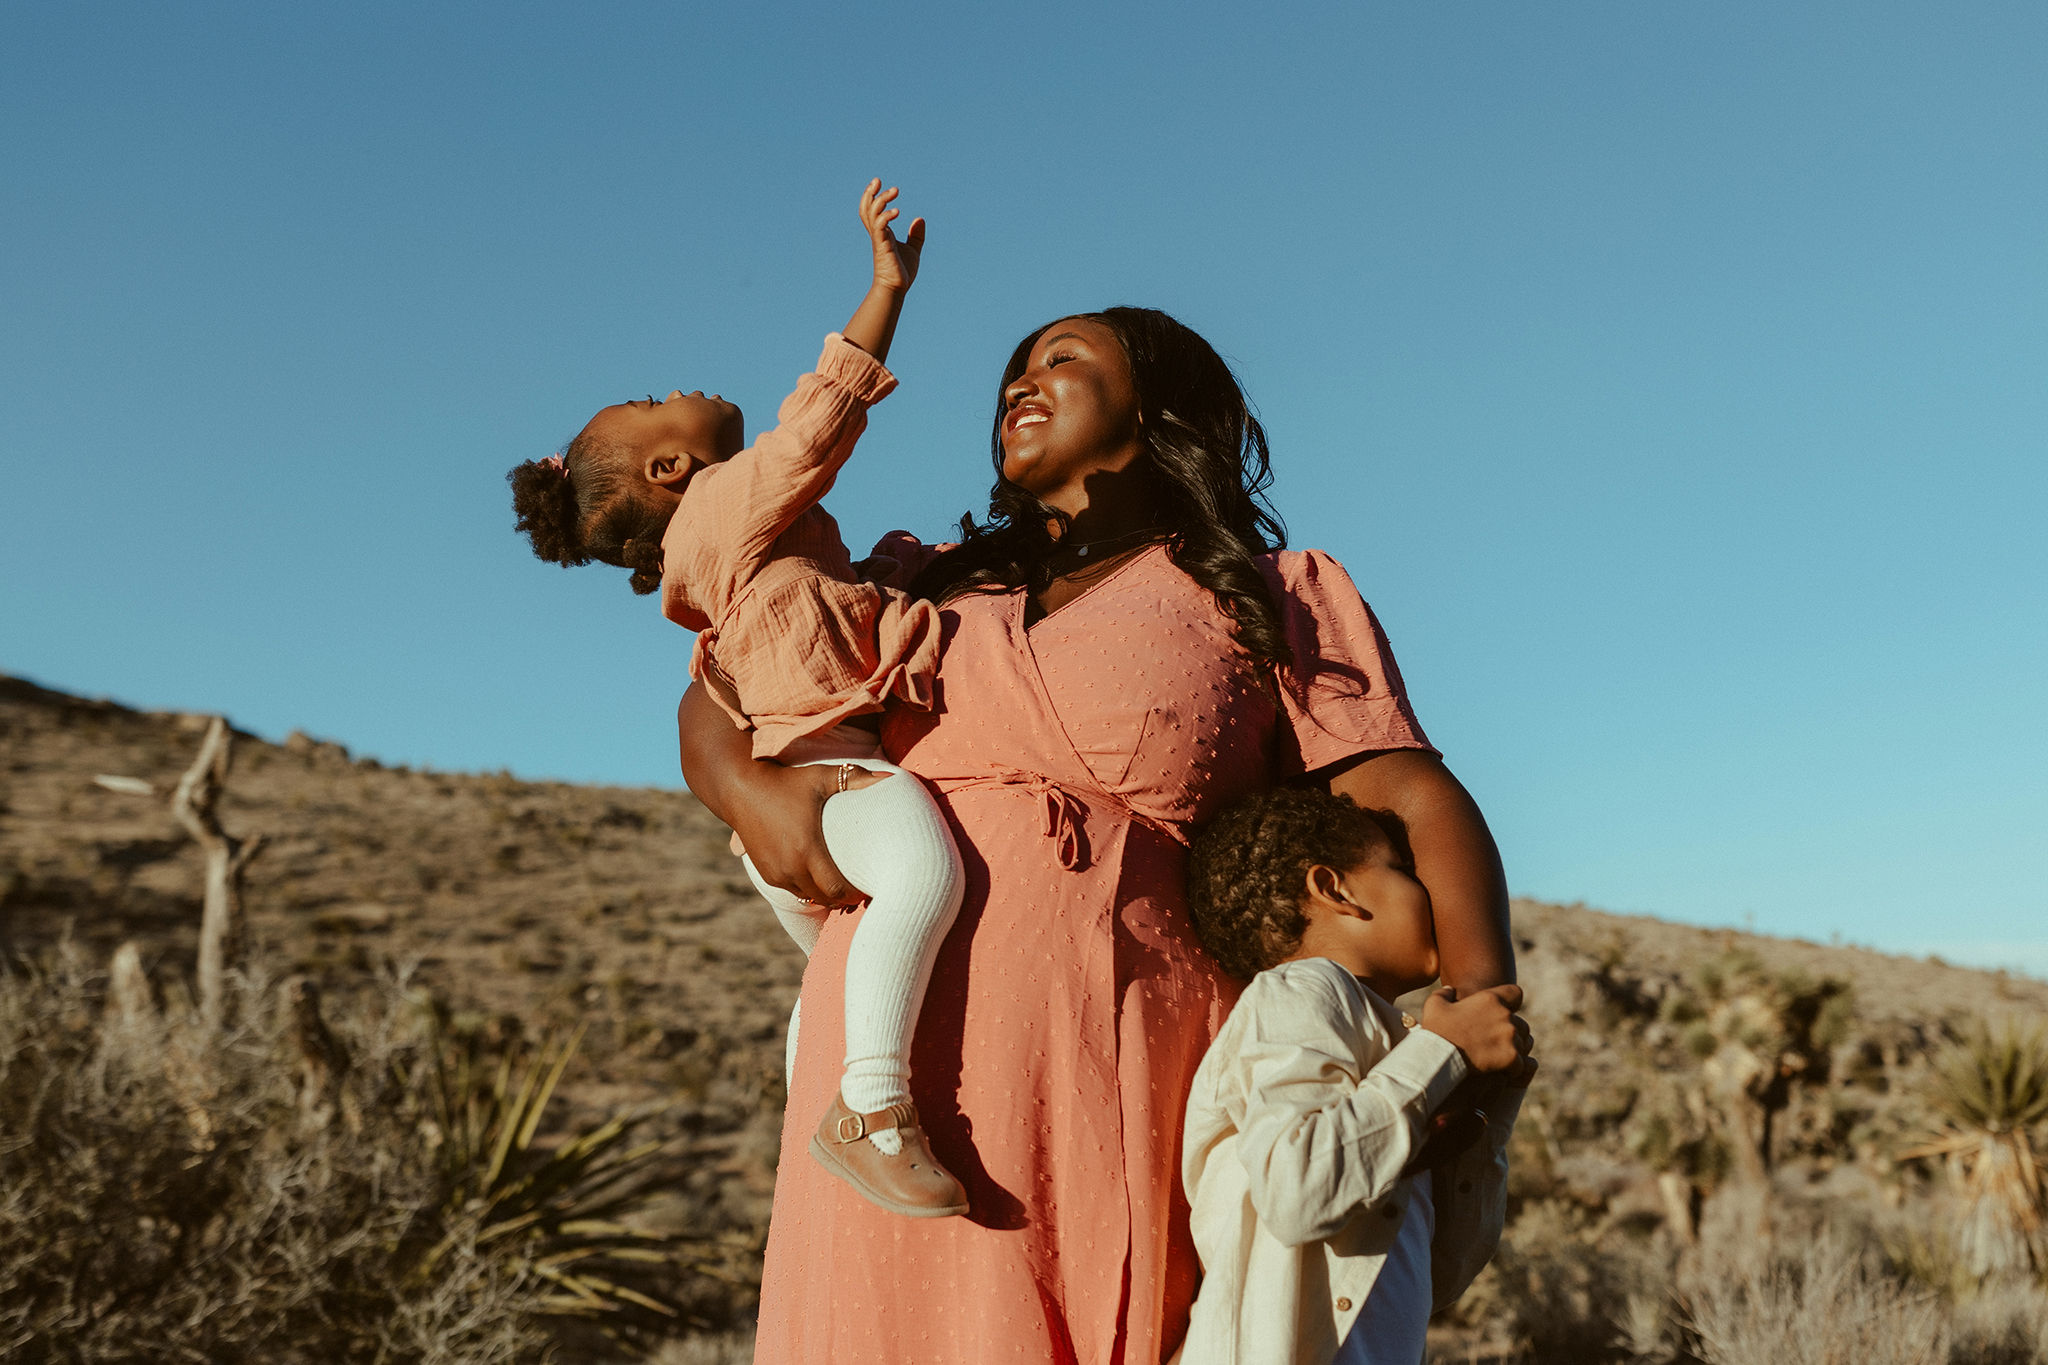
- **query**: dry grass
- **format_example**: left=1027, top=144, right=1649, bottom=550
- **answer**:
left=1952, top=1284, right=2048, bottom=1365
left=642, top=1334, right=757, bottom=1364
left=0, top=943, right=745, bottom=1363
left=1685, top=1235, right=1949, bottom=1365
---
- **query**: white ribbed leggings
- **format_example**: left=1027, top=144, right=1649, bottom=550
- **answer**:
left=742, top=747, right=963, bottom=1116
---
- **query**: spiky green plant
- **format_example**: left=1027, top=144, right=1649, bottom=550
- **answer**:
left=403, top=1016, right=745, bottom=1326
left=1901, top=1019, right=2048, bottom=1280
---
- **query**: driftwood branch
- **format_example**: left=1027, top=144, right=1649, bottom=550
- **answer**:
left=170, top=717, right=267, bottom=1032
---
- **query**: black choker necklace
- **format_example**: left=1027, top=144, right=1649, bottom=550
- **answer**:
left=1060, top=527, right=1163, bottom=560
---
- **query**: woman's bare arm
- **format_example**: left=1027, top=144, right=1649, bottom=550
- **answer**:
left=1322, top=749, right=1514, bottom=995
left=676, top=682, right=864, bottom=905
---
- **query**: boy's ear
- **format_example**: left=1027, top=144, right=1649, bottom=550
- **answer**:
left=1303, top=864, right=1364, bottom=918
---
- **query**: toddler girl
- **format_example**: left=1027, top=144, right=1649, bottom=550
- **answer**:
left=506, top=181, right=966, bottom=1219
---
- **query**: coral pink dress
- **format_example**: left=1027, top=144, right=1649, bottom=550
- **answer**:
left=755, top=541, right=1435, bottom=1365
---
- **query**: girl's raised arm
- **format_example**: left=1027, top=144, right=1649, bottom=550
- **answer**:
left=841, top=179, right=925, bottom=363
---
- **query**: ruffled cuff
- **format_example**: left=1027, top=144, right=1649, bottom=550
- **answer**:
left=817, top=333, right=899, bottom=405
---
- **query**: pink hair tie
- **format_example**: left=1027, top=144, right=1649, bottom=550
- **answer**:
left=542, top=454, right=567, bottom=476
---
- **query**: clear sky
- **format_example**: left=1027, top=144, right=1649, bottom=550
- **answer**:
left=4, top=2, right=2043, bottom=972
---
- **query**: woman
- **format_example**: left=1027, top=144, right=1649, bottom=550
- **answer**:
left=678, top=308, right=1515, bottom=1363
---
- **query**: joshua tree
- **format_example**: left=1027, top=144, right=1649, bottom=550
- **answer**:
left=1684, top=953, right=1853, bottom=1184
left=1902, top=1019, right=2048, bottom=1280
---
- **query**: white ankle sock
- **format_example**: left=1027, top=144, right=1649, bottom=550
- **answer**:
left=867, top=1127, right=904, bottom=1156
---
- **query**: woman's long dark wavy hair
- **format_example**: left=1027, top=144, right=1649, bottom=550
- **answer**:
left=909, top=306, right=1292, bottom=666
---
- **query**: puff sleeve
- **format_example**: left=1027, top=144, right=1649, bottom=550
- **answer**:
left=1258, top=549, right=1438, bottom=777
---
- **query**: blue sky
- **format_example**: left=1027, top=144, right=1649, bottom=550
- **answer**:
left=4, top=2, right=2043, bottom=972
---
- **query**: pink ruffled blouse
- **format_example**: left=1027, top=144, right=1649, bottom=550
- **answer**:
left=659, top=336, right=941, bottom=758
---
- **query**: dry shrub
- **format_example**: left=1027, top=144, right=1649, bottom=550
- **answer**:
left=1460, top=1197, right=1679, bottom=1363
left=0, top=944, right=728, bottom=1363
left=1950, top=1283, right=2048, bottom=1365
left=0, top=946, right=549, bottom=1362
left=1683, top=1234, right=1948, bottom=1365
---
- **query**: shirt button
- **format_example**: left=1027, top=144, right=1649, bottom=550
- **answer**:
left=1400, top=1012, right=1417, bottom=1029
left=1336, top=1298, right=1352, bottom=1312
left=1459, top=1180, right=1474, bottom=1193
left=1382, top=1205, right=1400, bottom=1220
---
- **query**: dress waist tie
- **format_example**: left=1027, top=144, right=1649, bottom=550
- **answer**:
left=934, top=771, right=1099, bottom=871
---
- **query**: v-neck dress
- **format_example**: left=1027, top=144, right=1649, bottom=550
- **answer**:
left=753, top=541, right=1435, bottom=1365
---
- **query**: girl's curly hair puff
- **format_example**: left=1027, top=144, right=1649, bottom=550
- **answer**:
left=1186, top=786, right=1394, bottom=982
left=507, top=430, right=670, bottom=595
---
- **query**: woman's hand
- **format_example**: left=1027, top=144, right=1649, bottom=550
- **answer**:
left=677, top=683, right=878, bottom=905
left=859, top=178, right=924, bottom=294
left=725, top=761, right=882, bottom=905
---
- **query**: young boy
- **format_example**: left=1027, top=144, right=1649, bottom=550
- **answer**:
left=1175, top=787, right=1535, bottom=1365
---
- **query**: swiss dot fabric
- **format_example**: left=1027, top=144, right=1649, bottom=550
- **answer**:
left=755, top=542, right=1433, bottom=1365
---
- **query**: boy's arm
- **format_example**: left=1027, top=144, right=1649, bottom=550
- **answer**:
left=1235, top=965, right=1469, bottom=1248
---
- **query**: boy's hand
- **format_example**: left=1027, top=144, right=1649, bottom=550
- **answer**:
left=860, top=179, right=925, bottom=294
left=1419, top=984, right=1532, bottom=1075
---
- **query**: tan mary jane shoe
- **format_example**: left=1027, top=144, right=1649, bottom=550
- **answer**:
left=809, top=1093, right=969, bottom=1219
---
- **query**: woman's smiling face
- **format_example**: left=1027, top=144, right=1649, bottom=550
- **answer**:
left=999, top=318, right=1146, bottom=509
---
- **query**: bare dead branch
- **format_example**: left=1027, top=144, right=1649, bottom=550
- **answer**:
left=169, top=716, right=265, bottom=1032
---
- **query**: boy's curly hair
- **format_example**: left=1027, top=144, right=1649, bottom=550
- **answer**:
left=507, top=430, right=670, bottom=595
left=1187, top=786, right=1395, bottom=982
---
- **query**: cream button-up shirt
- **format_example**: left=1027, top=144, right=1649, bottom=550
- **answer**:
left=1173, top=958, right=1522, bottom=1365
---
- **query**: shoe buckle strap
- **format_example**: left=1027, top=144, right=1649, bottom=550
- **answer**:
left=834, top=1101, right=917, bottom=1145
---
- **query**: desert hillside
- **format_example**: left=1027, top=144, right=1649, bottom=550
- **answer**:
left=4, top=672, right=2044, bottom=1362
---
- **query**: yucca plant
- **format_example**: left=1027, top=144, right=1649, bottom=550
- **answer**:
left=1901, top=1019, right=2048, bottom=1281
left=402, top=1016, right=692, bottom=1323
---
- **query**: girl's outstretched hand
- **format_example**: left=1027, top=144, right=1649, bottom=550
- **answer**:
left=860, top=179, right=925, bottom=294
